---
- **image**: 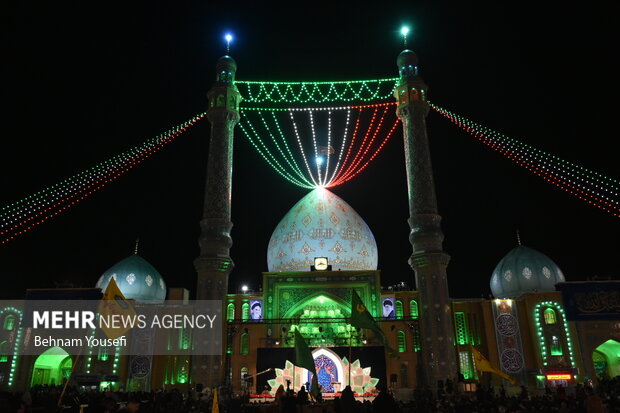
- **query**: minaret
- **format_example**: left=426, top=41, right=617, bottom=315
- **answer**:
left=193, top=55, right=241, bottom=388
left=394, top=50, right=457, bottom=388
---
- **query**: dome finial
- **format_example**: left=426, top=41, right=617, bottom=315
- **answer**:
left=516, top=229, right=522, bottom=246
left=134, top=237, right=140, bottom=255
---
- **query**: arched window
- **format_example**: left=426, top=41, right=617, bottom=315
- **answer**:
left=544, top=308, right=556, bottom=324
left=0, top=341, right=9, bottom=362
left=241, top=367, right=249, bottom=389
left=227, top=303, right=235, bottom=321
left=397, top=330, right=406, bottom=353
left=395, top=300, right=404, bottom=319
left=410, top=300, right=418, bottom=318
left=550, top=336, right=563, bottom=356
left=3, top=315, right=15, bottom=331
left=240, top=333, right=249, bottom=355
left=242, top=303, right=250, bottom=321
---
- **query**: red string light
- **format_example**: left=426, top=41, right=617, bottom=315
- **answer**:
left=431, top=104, right=620, bottom=217
left=1, top=115, right=205, bottom=244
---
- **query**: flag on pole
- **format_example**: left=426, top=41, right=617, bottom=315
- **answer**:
left=98, top=277, right=136, bottom=339
left=293, top=328, right=320, bottom=397
left=350, top=289, right=398, bottom=358
left=470, top=346, right=516, bottom=385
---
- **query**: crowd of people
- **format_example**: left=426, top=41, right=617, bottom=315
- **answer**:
left=0, top=376, right=617, bottom=412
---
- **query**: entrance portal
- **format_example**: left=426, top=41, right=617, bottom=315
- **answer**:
left=593, top=339, right=620, bottom=379
left=31, top=346, right=72, bottom=386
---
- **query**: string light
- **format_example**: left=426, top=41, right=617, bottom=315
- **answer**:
left=289, top=110, right=319, bottom=186
left=0, top=113, right=207, bottom=243
left=236, top=78, right=398, bottom=104
left=431, top=103, right=620, bottom=217
left=336, top=105, right=389, bottom=184
left=239, top=105, right=398, bottom=189
left=325, top=109, right=352, bottom=185
left=238, top=114, right=314, bottom=188
left=0, top=307, right=22, bottom=386
left=330, top=114, right=401, bottom=187
left=331, top=109, right=363, bottom=185
left=308, top=110, right=322, bottom=184
left=534, top=302, right=576, bottom=367
left=323, top=111, right=333, bottom=186
left=258, top=111, right=310, bottom=184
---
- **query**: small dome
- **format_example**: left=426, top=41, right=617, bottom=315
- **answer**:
left=397, top=49, right=418, bottom=68
left=96, top=254, right=167, bottom=303
left=490, top=246, right=565, bottom=299
left=267, top=188, right=378, bottom=272
left=216, top=55, right=237, bottom=73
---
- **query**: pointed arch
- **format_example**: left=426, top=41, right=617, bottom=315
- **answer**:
left=544, top=308, right=556, bottom=324
left=240, top=333, right=249, bottom=355
left=397, top=330, right=407, bottom=353
left=282, top=291, right=350, bottom=319
left=410, top=300, right=418, bottom=318
left=242, top=303, right=250, bottom=321
left=227, top=303, right=235, bottom=321
left=395, top=300, right=404, bottom=319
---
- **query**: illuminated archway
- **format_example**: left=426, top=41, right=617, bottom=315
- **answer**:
left=300, top=348, right=345, bottom=392
left=593, top=339, right=620, bottom=379
left=282, top=292, right=350, bottom=319
left=31, top=346, right=72, bottom=387
left=284, top=293, right=358, bottom=347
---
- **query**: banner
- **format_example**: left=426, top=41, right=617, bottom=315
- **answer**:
left=557, top=282, right=620, bottom=321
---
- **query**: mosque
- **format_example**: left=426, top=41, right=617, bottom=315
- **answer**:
left=0, top=49, right=619, bottom=398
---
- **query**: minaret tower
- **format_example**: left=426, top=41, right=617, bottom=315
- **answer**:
left=394, top=50, right=457, bottom=387
left=193, top=55, right=241, bottom=388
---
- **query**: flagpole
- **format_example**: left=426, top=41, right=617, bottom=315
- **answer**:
left=348, top=328, right=352, bottom=388
left=57, top=345, right=83, bottom=407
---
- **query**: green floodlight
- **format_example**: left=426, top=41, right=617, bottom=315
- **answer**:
left=401, top=26, right=410, bottom=47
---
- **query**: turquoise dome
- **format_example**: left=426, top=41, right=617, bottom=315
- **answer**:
left=96, top=254, right=167, bottom=303
left=490, top=246, right=565, bottom=299
left=267, top=187, right=378, bottom=272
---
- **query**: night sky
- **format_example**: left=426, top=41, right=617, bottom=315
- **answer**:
left=2, top=3, right=618, bottom=300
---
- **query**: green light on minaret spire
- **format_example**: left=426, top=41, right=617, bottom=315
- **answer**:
left=401, top=26, right=410, bottom=47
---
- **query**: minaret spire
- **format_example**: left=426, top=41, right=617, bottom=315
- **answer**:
left=193, top=54, right=241, bottom=389
left=394, top=49, right=457, bottom=389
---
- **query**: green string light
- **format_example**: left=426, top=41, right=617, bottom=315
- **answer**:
left=1, top=113, right=206, bottom=240
left=238, top=117, right=315, bottom=189
left=431, top=103, right=620, bottom=193
left=257, top=111, right=309, bottom=184
left=430, top=103, right=620, bottom=216
left=237, top=78, right=398, bottom=104
left=534, top=302, right=576, bottom=368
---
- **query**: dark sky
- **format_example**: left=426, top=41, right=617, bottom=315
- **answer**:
left=1, top=2, right=618, bottom=299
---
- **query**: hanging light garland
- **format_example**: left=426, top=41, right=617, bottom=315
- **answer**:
left=431, top=103, right=620, bottom=217
left=239, top=102, right=399, bottom=189
left=236, top=78, right=398, bottom=104
left=0, top=113, right=207, bottom=244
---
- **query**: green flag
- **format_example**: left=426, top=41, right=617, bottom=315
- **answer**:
left=350, top=289, right=399, bottom=358
left=293, top=328, right=320, bottom=396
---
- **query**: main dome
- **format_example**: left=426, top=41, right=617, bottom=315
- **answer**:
left=96, top=254, right=167, bottom=303
left=490, top=245, right=565, bottom=299
left=267, top=188, right=378, bottom=272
